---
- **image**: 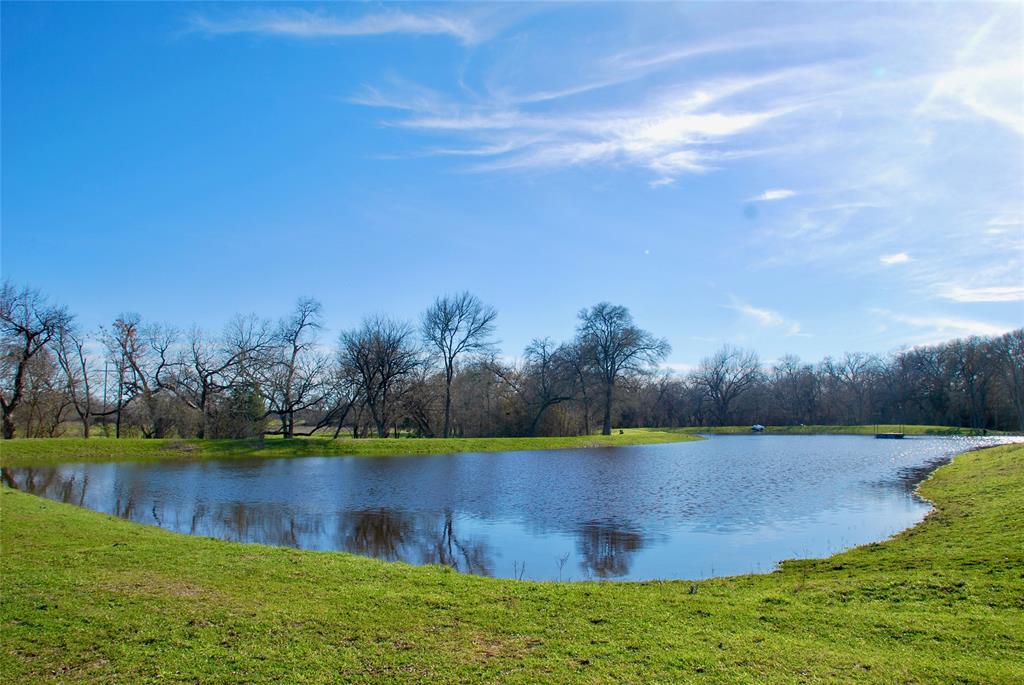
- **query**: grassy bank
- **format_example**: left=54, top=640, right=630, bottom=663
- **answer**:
left=0, top=428, right=699, bottom=468
left=2, top=443, right=1023, bottom=683
left=672, top=424, right=1006, bottom=436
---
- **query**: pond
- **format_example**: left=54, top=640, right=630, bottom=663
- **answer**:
left=3, top=435, right=1016, bottom=581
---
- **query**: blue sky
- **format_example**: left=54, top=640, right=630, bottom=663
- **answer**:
left=2, top=2, right=1022, bottom=369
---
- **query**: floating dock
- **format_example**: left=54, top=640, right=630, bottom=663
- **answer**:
left=875, top=432, right=905, bottom=439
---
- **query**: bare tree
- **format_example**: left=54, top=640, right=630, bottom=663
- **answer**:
left=821, top=352, right=882, bottom=424
left=945, top=336, right=997, bottom=429
left=16, top=350, right=69, bottom=438
left=994, top=329, right=1024, bottom=431
left=103, top=314, right=178, bottom=438
left=562, top=339, right=597, bottom=435
left=53, top=321, right=116, bottom=437
left=400, top=369, right=443, bottom=437
left=575, top=303, right=670, bottom=435
left=6, top=277, right=1024, bottom=438
left=768, top=355, right=819, bottom=425
left=170, top=317, right=274, bottom=438
left=421, top=292, right=497, bottom=438
left=0, top=282, right=71, bottom=438
left=896, top=345, right=951, bottom=425
left=693, top=345, right=762, bottom=425
left=303, top=359, right=362, bottom=438
left=261, top=298, right=328, bottom=438
left=515, top=338, right=576, bottom=436
left=340, top=316, right=420, bottom=437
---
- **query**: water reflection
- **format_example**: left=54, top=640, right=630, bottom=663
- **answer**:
left=576, top=523, right=645, bottom=579
left=339, top=508, right=493, bottom=575
left=5, top=436, right=1018, bottom=581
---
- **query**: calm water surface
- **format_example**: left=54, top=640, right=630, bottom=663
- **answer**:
left=5, top=435, right=1017, bottom=581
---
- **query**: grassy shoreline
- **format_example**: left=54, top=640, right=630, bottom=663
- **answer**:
left=2, top=441, right=1023, bottom=682
left=0, top=425, right=1000, bottom=469
left=673, top=424, right=1010, bottom=436
left=0, top=429, right=699, bottom=468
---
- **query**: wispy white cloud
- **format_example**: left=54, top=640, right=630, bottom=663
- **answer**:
left=359, top=68, right=815, bottom=182
left=193, top=3, right=1021, bottom=336
left=987, top=214, right=1023, bottom=234
left=339, top=3, right=1021, bottom=198
left=189, top=9, right=480, bottom=44
left=916, top=14, right=1024, bottom=135
left=879, top=252, right=910, bottom=266
left=749, top=189, right=796, bottom=202
left=872, top=309, right=1013, bottom=341
left=724, top=297, right=807, bottom=337
left=938, top=285, right=1024, bottom=303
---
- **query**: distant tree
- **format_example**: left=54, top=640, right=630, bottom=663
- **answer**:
left=261, top=298, right=328, bottom=438
left=896, top=345, right=951, bottom=425
left=575, top=303, right=670, bottom=435
left=821, top=352, right=882, bottom=424
left=769, top=355, right=818, bottom=425
left=0, top=282, right=71, bottom=438
left=171, top=318, right=274, bottom=438
left=103, top=314, right=177, bottom=438
left=421, top=292, right=498, bottom=439
left=340, top=316, right=420, bottom=437
left=945, top=336, right=997, bottom=429
left=53, top=321, right=115, bottom=437
left=303, top=358, right=362, bottom=439
left=517, top=338, right=576, bottom=435
left=693, top=345, right=762, bottom=425
left=400, top=368, right=443, bottom=437
left=15, top=348, right=68, bottom=438
left=994, top=329, right=1024, bottom=431
left=561, top=339, right=597, bottom=435
left=208, top=382, right=267, bottom=439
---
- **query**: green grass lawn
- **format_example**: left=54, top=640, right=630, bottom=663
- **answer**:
left=2, top=440, right=1023, bottom=682
left=0, top=428, right=699, bottom=468
left=673, top=424, right=1008, bottom=436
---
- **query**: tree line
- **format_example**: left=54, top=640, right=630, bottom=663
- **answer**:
left=1, top=280, right=1021, bottom=440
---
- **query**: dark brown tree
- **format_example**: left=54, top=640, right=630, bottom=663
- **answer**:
left=421, top=292, right=497, bottom=438
left=340, top=316, right=420, bottom=437
left=0, top=282, right=70, bottom=438
left=261, top=298, right=328, bottom=438
left=575, top=303, right=670, bottom=435
left=693, top=345, right=762, bottom=426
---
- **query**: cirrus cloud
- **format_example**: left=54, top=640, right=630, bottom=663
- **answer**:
left=749, top=189, right=797, bottom=202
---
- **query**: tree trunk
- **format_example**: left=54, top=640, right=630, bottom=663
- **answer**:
left=442, top=367, right=453, bottom=439
left=197, top=404, right=208, bottom=439
left=601, top=382, right=613, bottom=435
left=2, top=412, right=14, bottom=440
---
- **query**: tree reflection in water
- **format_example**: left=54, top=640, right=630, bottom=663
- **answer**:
left=576, top=522, right=645, bottom=578
left=6, top=467, right=646, bottom=580
left=339, top=508, right=492, bottom=575
left=340, top=508, right=414, bottom=561
left=421, top=509, right=491, bottom=575
left=4, top=467, right=495, bottom=574
left=3, top=467, right=90, bottom=507
left=4, top=436, right=993, bottom=581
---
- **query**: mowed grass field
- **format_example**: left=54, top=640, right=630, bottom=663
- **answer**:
left=1, top=435, right=1023, bottom=683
